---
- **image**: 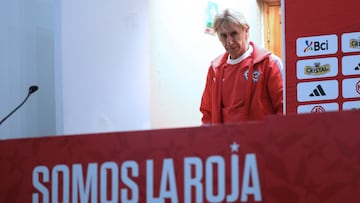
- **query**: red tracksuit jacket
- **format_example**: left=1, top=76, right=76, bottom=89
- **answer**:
left=200, top=42, right=283, bottom=124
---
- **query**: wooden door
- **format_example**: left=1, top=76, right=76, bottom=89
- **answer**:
left=263, top=0, right=282, bottom=59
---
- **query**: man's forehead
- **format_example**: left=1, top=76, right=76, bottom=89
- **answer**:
left=218, top=23, right=243, bottom=34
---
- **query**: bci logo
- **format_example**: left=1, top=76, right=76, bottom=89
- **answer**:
left=296, top=34, right=338, bottom=57
left=304, top=40, right=329, bottom=52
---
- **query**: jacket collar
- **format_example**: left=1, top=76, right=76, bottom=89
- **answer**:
left=211, top=41, right=271, bottom=69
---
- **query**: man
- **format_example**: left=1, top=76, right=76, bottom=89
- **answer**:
left=200, top=8, right=283, bottom=124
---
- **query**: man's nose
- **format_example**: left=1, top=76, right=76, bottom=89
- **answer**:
left=226, top=36, right=233, bottom=45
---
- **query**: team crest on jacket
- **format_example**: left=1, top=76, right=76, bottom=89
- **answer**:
left=244, top=69, right=261, bottom=82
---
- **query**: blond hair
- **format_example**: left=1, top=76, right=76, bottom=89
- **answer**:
left=213, top=9, right=250, bottom=33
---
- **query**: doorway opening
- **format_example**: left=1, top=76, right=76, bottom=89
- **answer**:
left=263, top=0, right=282, bottom=59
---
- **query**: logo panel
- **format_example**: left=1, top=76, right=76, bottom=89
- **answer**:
left=343, top=101, right=360, bottom=111
left=297, top=57, right=338, bottom=79
left=297, top=103, right=339, bottom=114
left=341, top=55, right=360, bottom=76
left=342, top=78, right=360, bottom=98
left=296, top=34, right=338, bottom=57
left=297, top=80, right=339, bottom=102
left=341, top=32, right=360, bottom=53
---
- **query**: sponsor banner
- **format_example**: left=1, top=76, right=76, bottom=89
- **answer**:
left=343, top=100, right=360, bottom=110
left=297, top=102, right=339, bottom=114
left=296, top=57, right=338, bottom=79
left=342, top=78, right=360, bottom=98
left=296, top=34, right=338, bottom=57
left=297, top=80, right=338, bottom=102
left=341, top=32, right=360, bottom=53
left=342, top=55, right=360, bottom=76
left=284, top=0, right=360, bottom=114
left=1, top=111, right=360, bottom=203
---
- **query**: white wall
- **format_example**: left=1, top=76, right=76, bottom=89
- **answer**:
left=58, top=0, right=263, bottom=133
left=150, top=0, right=264, bottom=129
left=58, top=0, right=151, bottom=135
left=0, top=0, right=56, bottom=139
left=0, top=0, right=264, bottom=139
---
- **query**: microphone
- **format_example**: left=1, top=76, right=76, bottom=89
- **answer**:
left=0, top=85, right=39, bottom=125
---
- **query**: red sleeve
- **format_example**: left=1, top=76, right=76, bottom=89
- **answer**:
left=200, top=66, right=215, bottom=124
left=267, top=55, right=284, bottom=115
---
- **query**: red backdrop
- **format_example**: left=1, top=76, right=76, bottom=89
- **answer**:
left=1, top=111, right=360, bottom=203
left=284, top=0, right=360, bottom=114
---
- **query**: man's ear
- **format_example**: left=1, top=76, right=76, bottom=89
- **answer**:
left=245, top=27, right=249, bottom=34
left=245, top=27, right=250, bottom=39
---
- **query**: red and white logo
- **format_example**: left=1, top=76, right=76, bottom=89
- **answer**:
left=311, top=105, right=326, bottom=113
left=356, top=80, right=360, bottom=94
left=244, top=69, right=261, bottom=82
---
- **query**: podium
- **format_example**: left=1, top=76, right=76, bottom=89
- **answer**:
left=1, top=111, right=359, bottom=203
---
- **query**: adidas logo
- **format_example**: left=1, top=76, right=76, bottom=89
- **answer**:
left=355, top=63, right=360, bottom=71
left=297, top=80, right=338, bottom=102
left=309, top=84, right=326, bottom=97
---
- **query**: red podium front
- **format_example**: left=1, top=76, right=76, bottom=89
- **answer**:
left=0, top=111, right=359, bottom=203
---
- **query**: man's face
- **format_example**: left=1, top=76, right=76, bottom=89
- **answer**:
left=217, top=23, right=249, bottom=59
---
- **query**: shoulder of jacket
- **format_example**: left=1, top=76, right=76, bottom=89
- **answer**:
left=211, top=53, right=228, bottom=70
left=250, top=41, right=271, bottom=64
left=269, top=54, right=283, bottom=69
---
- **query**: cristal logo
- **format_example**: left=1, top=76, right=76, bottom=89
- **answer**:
left=303, top=40, right=329, bottom=53
left=304, top=62, right=330, bottom=76
left=350, top=38, right=360, bottom=49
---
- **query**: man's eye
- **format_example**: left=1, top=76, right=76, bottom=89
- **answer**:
left=231, top=32, right=238, bottom=37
